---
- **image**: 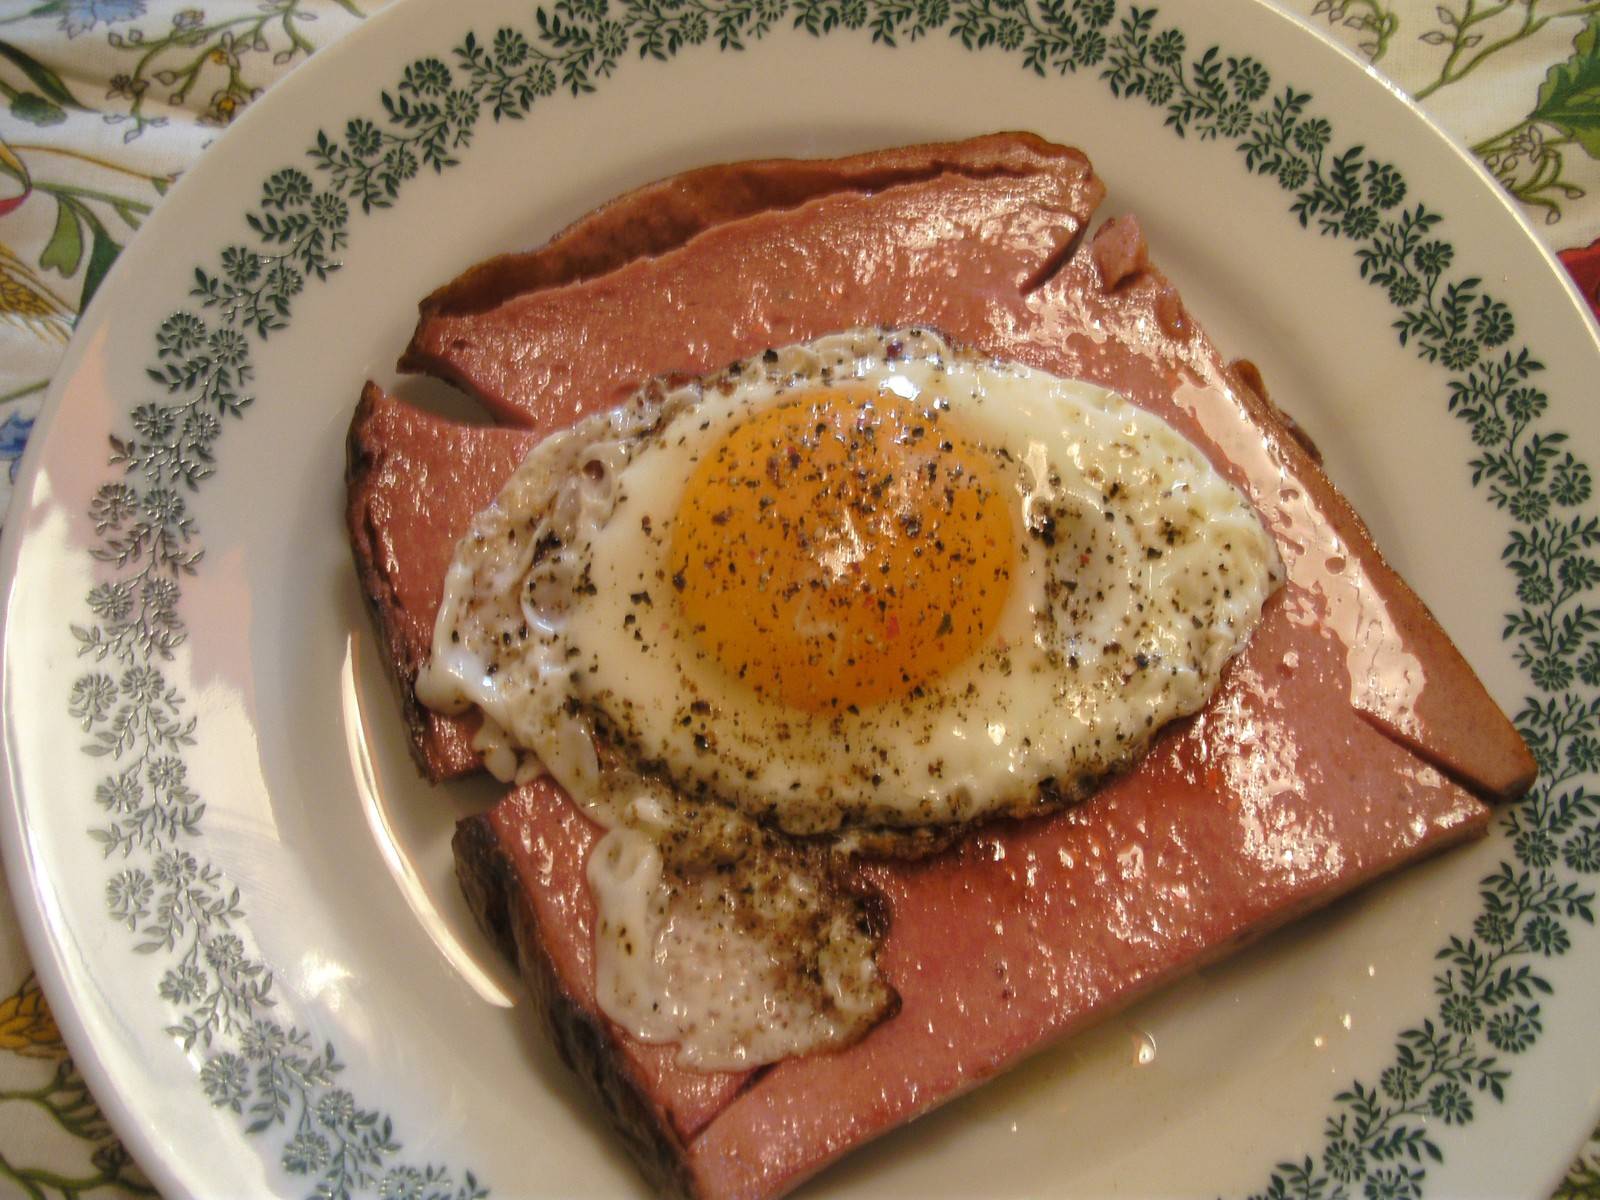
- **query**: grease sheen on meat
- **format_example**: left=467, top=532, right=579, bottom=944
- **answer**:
left=415, top=328, right=1280, bottom=1067
left=345, top=133, right=1535, bottom=1200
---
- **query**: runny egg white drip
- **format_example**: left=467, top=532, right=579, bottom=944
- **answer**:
left=571, top=774, right=888, bottom=1069
left=416, top=371, right=892, bottom=1069
left=417, top=328, right=1282, bottom=1069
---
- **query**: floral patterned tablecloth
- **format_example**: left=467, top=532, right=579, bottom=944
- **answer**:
left=1, top=0, right=1598, bottom=1195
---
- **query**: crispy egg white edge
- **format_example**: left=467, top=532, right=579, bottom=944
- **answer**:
left=561, top=329, right=1283, bottom=832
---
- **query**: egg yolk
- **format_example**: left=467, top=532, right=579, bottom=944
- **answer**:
left=669, top=386, right=1016, bottom=713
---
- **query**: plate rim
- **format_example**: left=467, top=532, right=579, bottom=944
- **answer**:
left=3, top=0, right=1599, bottom=1196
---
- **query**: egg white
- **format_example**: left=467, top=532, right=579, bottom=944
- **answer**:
left=559, top=330, right=1282, bottom=834
left=416, top=327, right=1282, bottom=1066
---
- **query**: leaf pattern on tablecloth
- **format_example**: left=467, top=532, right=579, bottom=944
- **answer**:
left=2, top=145, right=164, bottom=313
left=1412, top=0, right=1578, bottom=100
left=102, top=1, right=364, bottom=138
left=0, top=973, right=156, bottom=1196
left=1, top=0, right=368, bottom=331
left=1308, top=0, right=1399, bottom=61
left=0, top=36, right=88, bottom=126
left=1556, top=1119, right=1600, bottom=1199
left=1472, top=15, right=1600, bottom=225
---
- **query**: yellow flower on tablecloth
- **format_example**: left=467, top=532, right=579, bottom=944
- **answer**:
left=0, top=973, right=64, bottom=1059
left=0, top=245, right=74, bottom=343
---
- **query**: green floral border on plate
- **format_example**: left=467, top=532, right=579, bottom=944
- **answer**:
left=59, top=2, right=1596, bottom=1196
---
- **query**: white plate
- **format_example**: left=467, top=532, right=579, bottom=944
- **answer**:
left=4, top=0, right=1598, bottom=1196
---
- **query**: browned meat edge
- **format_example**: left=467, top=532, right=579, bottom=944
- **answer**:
left=454, top=813, right=701, bottom=1200
left=346, top=382, right=436, bottom=777
left=403, top=131, right=1094, bottom=330
left=1224, top=357, right=1533, bottom=801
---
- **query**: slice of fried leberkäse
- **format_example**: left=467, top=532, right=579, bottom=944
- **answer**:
left=346, top=134, right=1534, bottom=1200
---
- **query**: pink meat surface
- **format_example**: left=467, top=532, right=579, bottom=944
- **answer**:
left=347, top=384, right=535, bottom=778
left=685, top=586, right=1487, bottom=1197
left=405, top=131, right=1101, bottom=329
left=348, top=137, right=1535, bottom=1199
left=461, top=786, right=753, bottom=1147
left=353, top=139, right=1105, bottom=781
left=462, top=589, right=1490, bottom=1198
left=402, top=163, right=1101, bottom=430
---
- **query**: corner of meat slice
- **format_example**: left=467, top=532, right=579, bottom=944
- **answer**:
left=352, top=134, right=1108, bottom=781
left=398, top=131, right=1106, bottom=428
left=453, top=784, right=754, bottom=1195
left=346, top=383, right=534, bottom=780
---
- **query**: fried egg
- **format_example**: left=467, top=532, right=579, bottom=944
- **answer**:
left=417, top=328, right=1281, bottom=1067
